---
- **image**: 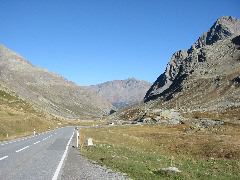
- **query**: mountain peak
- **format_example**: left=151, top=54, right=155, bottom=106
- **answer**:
left=216, top=16, right=238, bottom=25
left=126, top=77, right=137, bottom=81
left=145, top=16, right=240, bottom=105
left=90, top=79, right=151, bottom=109
left=193, top=16, right=240, bottom=49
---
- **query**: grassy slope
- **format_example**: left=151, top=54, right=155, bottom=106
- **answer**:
left=81, top=124, right=240, bottom=180
left=0, top=88, right=62, bottom=141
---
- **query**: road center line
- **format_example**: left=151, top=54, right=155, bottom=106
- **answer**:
left=16, top=146, right=30, bottom=153
left=33, top=141, right=41, bottom=145
left=0, top=156, right=8, bottom=161
left=52, top=131, right=74, bottom=180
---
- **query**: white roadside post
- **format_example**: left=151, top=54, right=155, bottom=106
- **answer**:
left=33, top=129, right=36, bottom=136
left=87, top=138, right=93, bottom=146
left=75, top=127, right=79, bottom=148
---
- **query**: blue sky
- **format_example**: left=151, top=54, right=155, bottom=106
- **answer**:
left=0, top=0, right=240, bottom=85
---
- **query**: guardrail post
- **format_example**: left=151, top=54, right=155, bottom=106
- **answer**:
left=75, top=127, right=79, bottom=148
left=77, top=131, right=79, bottom=148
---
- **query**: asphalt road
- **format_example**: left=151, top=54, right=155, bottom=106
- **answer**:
left=0, top=126, right=75, bottom=180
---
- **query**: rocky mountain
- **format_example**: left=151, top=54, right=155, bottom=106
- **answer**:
left=0, top=45, right=113, bottom=119
left=144, top=16, right=240, bottom=107
left=90, top=78, right=151, bottom=109
left=109, top=16, right=240, bottom=124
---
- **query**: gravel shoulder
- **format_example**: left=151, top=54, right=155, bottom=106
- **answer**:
left=60, top=135, right=128, bottom=180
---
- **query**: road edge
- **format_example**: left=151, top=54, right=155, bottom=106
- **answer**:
left=52, top=130, right=74, bottom=180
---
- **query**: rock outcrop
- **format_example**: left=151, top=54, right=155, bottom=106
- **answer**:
left=144, top=16, right=240, bottom=111
left=193, top=16, right=240, bottom=49
left=0, top=45, right=113, bottom=119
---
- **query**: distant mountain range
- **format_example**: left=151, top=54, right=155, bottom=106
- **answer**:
left=0, top=45, right=151, bottom=119
left=2, top=16, right=239, bottom=123
left=90, top=78, right=151, bottom=109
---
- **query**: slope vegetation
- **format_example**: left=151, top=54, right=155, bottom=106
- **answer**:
left=0, top=86, right=61, bottom=140
left=0, top=45, right=113, bottom=119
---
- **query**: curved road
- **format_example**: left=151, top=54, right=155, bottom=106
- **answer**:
left=0, top=126, right=74, bottom=180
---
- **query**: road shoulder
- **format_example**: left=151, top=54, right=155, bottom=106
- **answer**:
left=60, top=136, right=128, bottom=180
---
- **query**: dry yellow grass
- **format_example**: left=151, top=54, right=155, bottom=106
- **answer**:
left=81, top=124, right=240, bottom=179
left=183, top=108, right=240, bottom=123
left=0, top=110, right=63, bottom=141
left=0, top=88, right=63, bottom=141
left=82, top=124, right=240, bottom=159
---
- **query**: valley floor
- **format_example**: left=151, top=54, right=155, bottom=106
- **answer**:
left=80, top=124, right=240, bottom=180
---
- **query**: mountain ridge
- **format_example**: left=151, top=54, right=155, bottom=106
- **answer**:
left=0, top=45, right=113, bottom=119
left=145, top=16, right=240, bottom=103
left=90, top=78, right=151, bottom=109
left=109, top=16, right=240, bottom=124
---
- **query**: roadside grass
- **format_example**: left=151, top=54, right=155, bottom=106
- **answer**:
left=0, top=113, right=61, bottom=141
left=183, top=108, right=240, bottom=123
left=0, top=88, right=63, bottom=141
left=80, top=124, right=240, bottom=179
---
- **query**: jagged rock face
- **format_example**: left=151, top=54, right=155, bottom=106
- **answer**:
left=145, top=50, right=188, bottom=101
left=145, top=16, right=240, bottom=108
left=0, top=46, right=113, bottom=119
left=90, top=78, right=151, bottom=109
left=194, top=16, right=240, bottom=49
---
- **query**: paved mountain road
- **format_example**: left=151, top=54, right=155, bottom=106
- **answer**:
left=0, top=127, right=74, bottom=180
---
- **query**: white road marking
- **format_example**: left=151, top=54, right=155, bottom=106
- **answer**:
left=42, top=137, right=48, bottom=141
left=0, top=129, right=59, bottom=146
left=0, top=156, right=8, bottom=161
left=16, top=146, right=30, bottom=153
left=33, top=141, right=41, bottom=145
left=52, top=131, right=74, bottom=180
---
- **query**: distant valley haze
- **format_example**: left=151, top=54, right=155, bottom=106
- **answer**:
left=1, top=0, right=239, bottom=86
